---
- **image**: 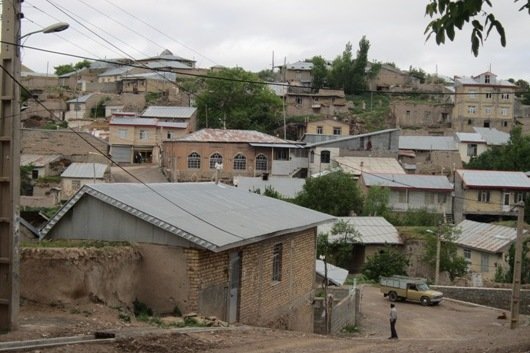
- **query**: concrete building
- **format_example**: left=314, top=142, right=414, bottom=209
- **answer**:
left=41, top=182, right=334, bottom=330
left=306, top=118, right=350, bottom=137
left=398, top=135, right=461, bottom=175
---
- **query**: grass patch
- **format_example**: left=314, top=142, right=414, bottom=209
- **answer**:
left=396, top=226, right=431, bottom=240
left=341, top=324, right=359, bottom=334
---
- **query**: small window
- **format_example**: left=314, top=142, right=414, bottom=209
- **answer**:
left=139, top=130, right=147, bottom=140
left=485, top=93, right=492, bottom=99
left=424, top=193, right=435, bottom=204
left=467, top=144, right=478, bottom=157
left=406, top=110, right=411, bottom=118
left=256, top=154, right=267, bottom=171
left=31, top=169, right=39, bottom=179
left=515, top=192, right=525, bottom=203
left=187, top=152, right=201, bottom=169
left=233, top=153, right=246, bottom=170
left=485, top=107, right=492, bottom=115
left=316, top=126, right=323, bottom=134
left=272, top=243, right=283, bottom=282
left=320, top=150, right=330, bottom=164
left=209, top=153, right=223, bottom=169
left=72, top=179, right=81, bottom=190
left=468, top=91, right=477, bottom=99
left=118, top=129, right=128, bottom=138
left=295, top=97, right=302, bottom=105
left=467, top=106, right=477, bottom=114
left=274, top=149, right=289, bottom=161
left=333, top=127, right=341, bottom=135
left=483, top=121, right=490, bottom=128
left=503, top=121, right=508, bottom=127
left=501, top=93, right=510, bottom=100
left=501, top=108, right=509, bottom=116
left=398, top=190, right=408, bottom=203
left=484, top=75, right=490, bottom=84
left=464, top=248, right=471, bottom=260
left=437, top=193, right=447, bottom=204
left=478, top=190, right=490, bottom=203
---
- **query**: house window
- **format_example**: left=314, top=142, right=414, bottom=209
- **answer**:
left=501, top=93, right=510, bottom=100
left=467, top=144, right=478, bottom=157
left=233, top=153, right=246, bottom=170
left=468, top=91, right=477, bottom=99
left=485, top=107, right=493, bottom=115
left=398, top=190, right=408, bottom=203
left=295, top=97, right=302, bottom=105
left=467, top=106, right=477, bottom=114
left=118, top=129, right=128, bottom=138
left=209, top=153, right=223, bottom=169
left=424, top=193, right=435, bottom=204
left=72, top=179, right=81, bottom=191
left=441, top=112, right=448, bottom=122
left=256, top=154, right=267, bottom=171
left=485, top=93, right=492, bottom=99
left=503, top=121, right=508, bottom=127
left=31, top=169, right=39, bottom=179
left=333, top=127, right=341, bottom=135
left=320, top=150, right=331, bottom=164
left=480, top=254, right=489, bottom=273
left=478, top=190, right=490, bottom=203
left=274, top=149, right=289, bottom=161
left=406, top=110, right=411, bottom=118
left=501, top=108, right=509, bottom=116
left=483, top=121, right=490, bottom=128
left=272, top=243, right=283, bottom=282
left=485, top=75, right=490, bottom=84
left=139, top=130, right=147, bottom=140
left=167, top=131, right=173, bottom=139
left=187, top=152, right=200, bottom=169
left=316, top=126, right=323, bottom=134
left=310, top=150, right=315, bottom=163
left=437, top=193, right=447, bottom=204
left=515, top=192, right=525, bottom=203
left=464, top=248, right=471, bottom=260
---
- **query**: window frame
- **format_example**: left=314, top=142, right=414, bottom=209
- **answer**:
left=255, top=154, right=267, bottom=171
left=187, top=152, right=201, bottom=169
left=320, top=150, right=331, bottom=164
left=272, top=243, right=283, bottom=282
left=478, top=190, right=490, bottom=203
left=316, top=126, right=323, bottom=135
left=233, top=153, right=246, bottom=171
left=209, top=153, right=223, bottom=169
left=333, top=127, right=342, bottom=135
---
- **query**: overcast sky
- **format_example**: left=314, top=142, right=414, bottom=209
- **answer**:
left=17, top=0, right=530, bottom=80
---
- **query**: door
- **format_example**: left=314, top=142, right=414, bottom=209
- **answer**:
left=228, top=251, right=241, bottom=323
left=503, top=192, right=511, bottom=212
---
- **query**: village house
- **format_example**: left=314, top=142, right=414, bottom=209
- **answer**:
left=454, top=132, right=488, bottom=164
left=454, top=220, right=518, bottom=282
left=391, top=99, right=453, bottom=133
left=305, top=118, right=350, bottom=137
left=366, top=64, right=417, bottom=91
left=279, top=60, right=313, bottom=87
left=41, top=182, right=334, bottom=331
left=454, top=169, right=530, bottom=223
left=398, top=135, right=461, bottom=175
left=334, top=156, right=405, bottom=179
left=121, top=72, right=177, bottom=95
left=60, top=162, right=109, bottom=200
left=318, top=217, right=402, bottom=273
left=162, top=129, right=306, bottom=181
left=140, top=106, right=197, bottom=128
left=20, top=154, right=63, bottom=180
left=360, top=173, right=453, bottom=216
left=284, top=89, right=350, bottom=118
left=64, top=93, right=107, bottom=121
left=453, top=72, right=517, bottom=132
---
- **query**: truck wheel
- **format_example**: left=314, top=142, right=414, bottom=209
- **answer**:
left=388, top=291, right=398, bottom=302
left=420, top=296, right=430, bottom=306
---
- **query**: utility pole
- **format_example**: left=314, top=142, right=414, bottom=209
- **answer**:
left=435, top=229, right=441, bottom=285
left=0, top=0, right=22, bottom=331
left=510, top=201, right=525, bottom=329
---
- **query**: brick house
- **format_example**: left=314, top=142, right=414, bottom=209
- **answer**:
left=285, top=89, right=349, bottom=117
left=41, top=182, right=333, bottom=331
left=162, top=129, right=306, bottom=181
left=454, top=169, right=530, bottom=223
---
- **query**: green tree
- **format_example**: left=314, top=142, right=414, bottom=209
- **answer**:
left=20, top=165, right=34, bottom=196
left=294, top=171, right=363, bottom=216
left=54, top=60, right=91, bottom=76
left=510, top=78, right=530, bottom=105
left=500, top=240, right=530, bottom=284
left=362, top=186, right=389, bottom=216
left=311, top=56, right=328, bottom=92
left=362, top=246, right=409, bottom=281
left=194, top=67, right=282, bottom=133
left=317, top=220, right=361, bottom=268
left=422, top=225, right=467, bottom=280
left=328, top=42, right=353, bottom=92
left=350, top=36, right=371, bottom=94
left=425, top=0, right=530, bottom=56
left=409, top=66, right=427, bottom=84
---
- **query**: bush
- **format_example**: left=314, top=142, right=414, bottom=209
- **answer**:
left=133, top=299, right=153, bottom=317
left=362, top=246, right=409, bottom=281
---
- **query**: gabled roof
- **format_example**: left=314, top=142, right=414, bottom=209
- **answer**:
left=318, top=217, right=402, bottom=245
left=335, top=157, right=405, bottom=176
left=399, top=136, right=457, bottom=151
left=61, top=163, right=107, bottom=179
left=362, top=173, right=453, bottom=191
left=141, top=106, right=196, bottom=119
left=455, top=132, right=486, bottom=144
left=41, top=183, right=334, bottom=252
left=457, top=169, right=530, bottom=189
left=66, top=93, right=95, bottom=104
left=455, top=220, right=518, bottom=254
left=473, top=127, right=510, bottom=146
left=176, top=129, right=289, bottom=144
left=20, top=154, right=62, bottom=167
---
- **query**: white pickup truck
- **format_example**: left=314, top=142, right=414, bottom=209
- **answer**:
left=380, top=275, right=443, bottom=306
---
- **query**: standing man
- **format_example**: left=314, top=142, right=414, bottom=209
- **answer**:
left=389, top=303, right=398, bottom=339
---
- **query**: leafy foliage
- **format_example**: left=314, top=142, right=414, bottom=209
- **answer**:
left=362, top=186, right=389, bottom=217
left=311, top=56, right=328, bottom=92
left=422, top=225, right=467, bottom=280
left=361, top=246, right=409, bottom=281
left=195, top=67, right=282, bottom=133
left=294, top=171, right=363, bottom=216
left=20, top=165, right=34, bottom=196
left=317, top=220, right=361, bottom=268
left=54, top=60, right=91, bottom=76
left=496, top=240, right=530, bottom=284
left=425, top=0, right=530, bottom=56
left=386, top=209, right=442, bottom=227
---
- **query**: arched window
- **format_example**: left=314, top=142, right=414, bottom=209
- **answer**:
left=187, top=152, right=201, bottom=169
left=255, top=154, right=267, bottom=171
left=209, top=153, right=223, bottom=169
left=320, top=150, right=330, bottom=164
left=233, top=153, right=246, bottom=170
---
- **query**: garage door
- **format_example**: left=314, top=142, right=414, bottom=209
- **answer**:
left=110, top=145, right=132, bottom=163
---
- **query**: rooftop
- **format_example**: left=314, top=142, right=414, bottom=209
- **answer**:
left=457, top=169, right=530, bottom=189
left=141, top=106, right=196, bottom=119
left=362, top=173, right=453, bottom=191
left=399, top=136, right=457, bottom=151
left=318, top=217, right=402, bottom=245
left=455, top=220, right=518, bottom=253
left=335, top=157, right=405, bottom=176
left=176, top=129, right=289, bottom=144
left=61, top=163, right=107, bottom=179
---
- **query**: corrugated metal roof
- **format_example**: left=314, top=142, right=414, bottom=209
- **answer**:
left=455, top=220, right=517, bottom=253
left=249, top=143, right=305, bottom=149
left=21, top=154, right=62, bottom=167
left=362, top=173, right=453, bottom=190
left=286, top=61, right=313, bottom=70
left=41, top=182, right=334, bottom=252
left=141, top=106, right=196, bottom=119
left=66, top=93, right=94, bottom=104
left=144, top=61, right=191, bottom=70
left=306, top=129, right=399, bottom=148
left=123, top=72, right=177, bottom=81
left=98, top=66, right=133, bottom=77
left=315, top=259, right=349, bottom=286
left=457, top=169, right=530, bottom=189
left=455, top=133, right=485, bottom=143
left=177, top=129, right=289, bottom=143
left=110, top=117, right=188, bottom=129
left=473, top=127, right=510, bottom=146
left=318, top=217, right=402, bottom=245
left=399, top=136, right=457, bottom=151
left=237, top=176, right=305, bottom=199
left=335, top=157, right=405, bottom=176
left=61, top=163, right=107, bottom=179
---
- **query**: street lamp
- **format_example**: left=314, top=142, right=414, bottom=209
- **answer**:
left=20, top=22, right=69, bottom=40
left=0, top=0, right=69, bottom=331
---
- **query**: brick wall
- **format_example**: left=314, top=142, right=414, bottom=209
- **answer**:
left=432, top=285, right=530, bottom=314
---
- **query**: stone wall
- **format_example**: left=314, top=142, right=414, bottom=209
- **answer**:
left=21, top=129, right=109, bottom=158
left=432, top=285, right=530, bottom=314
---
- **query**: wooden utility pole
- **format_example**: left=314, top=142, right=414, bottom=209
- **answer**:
left=510, top=201, right=525, bottom=329
left=0, top=0, right=21, bottom=331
